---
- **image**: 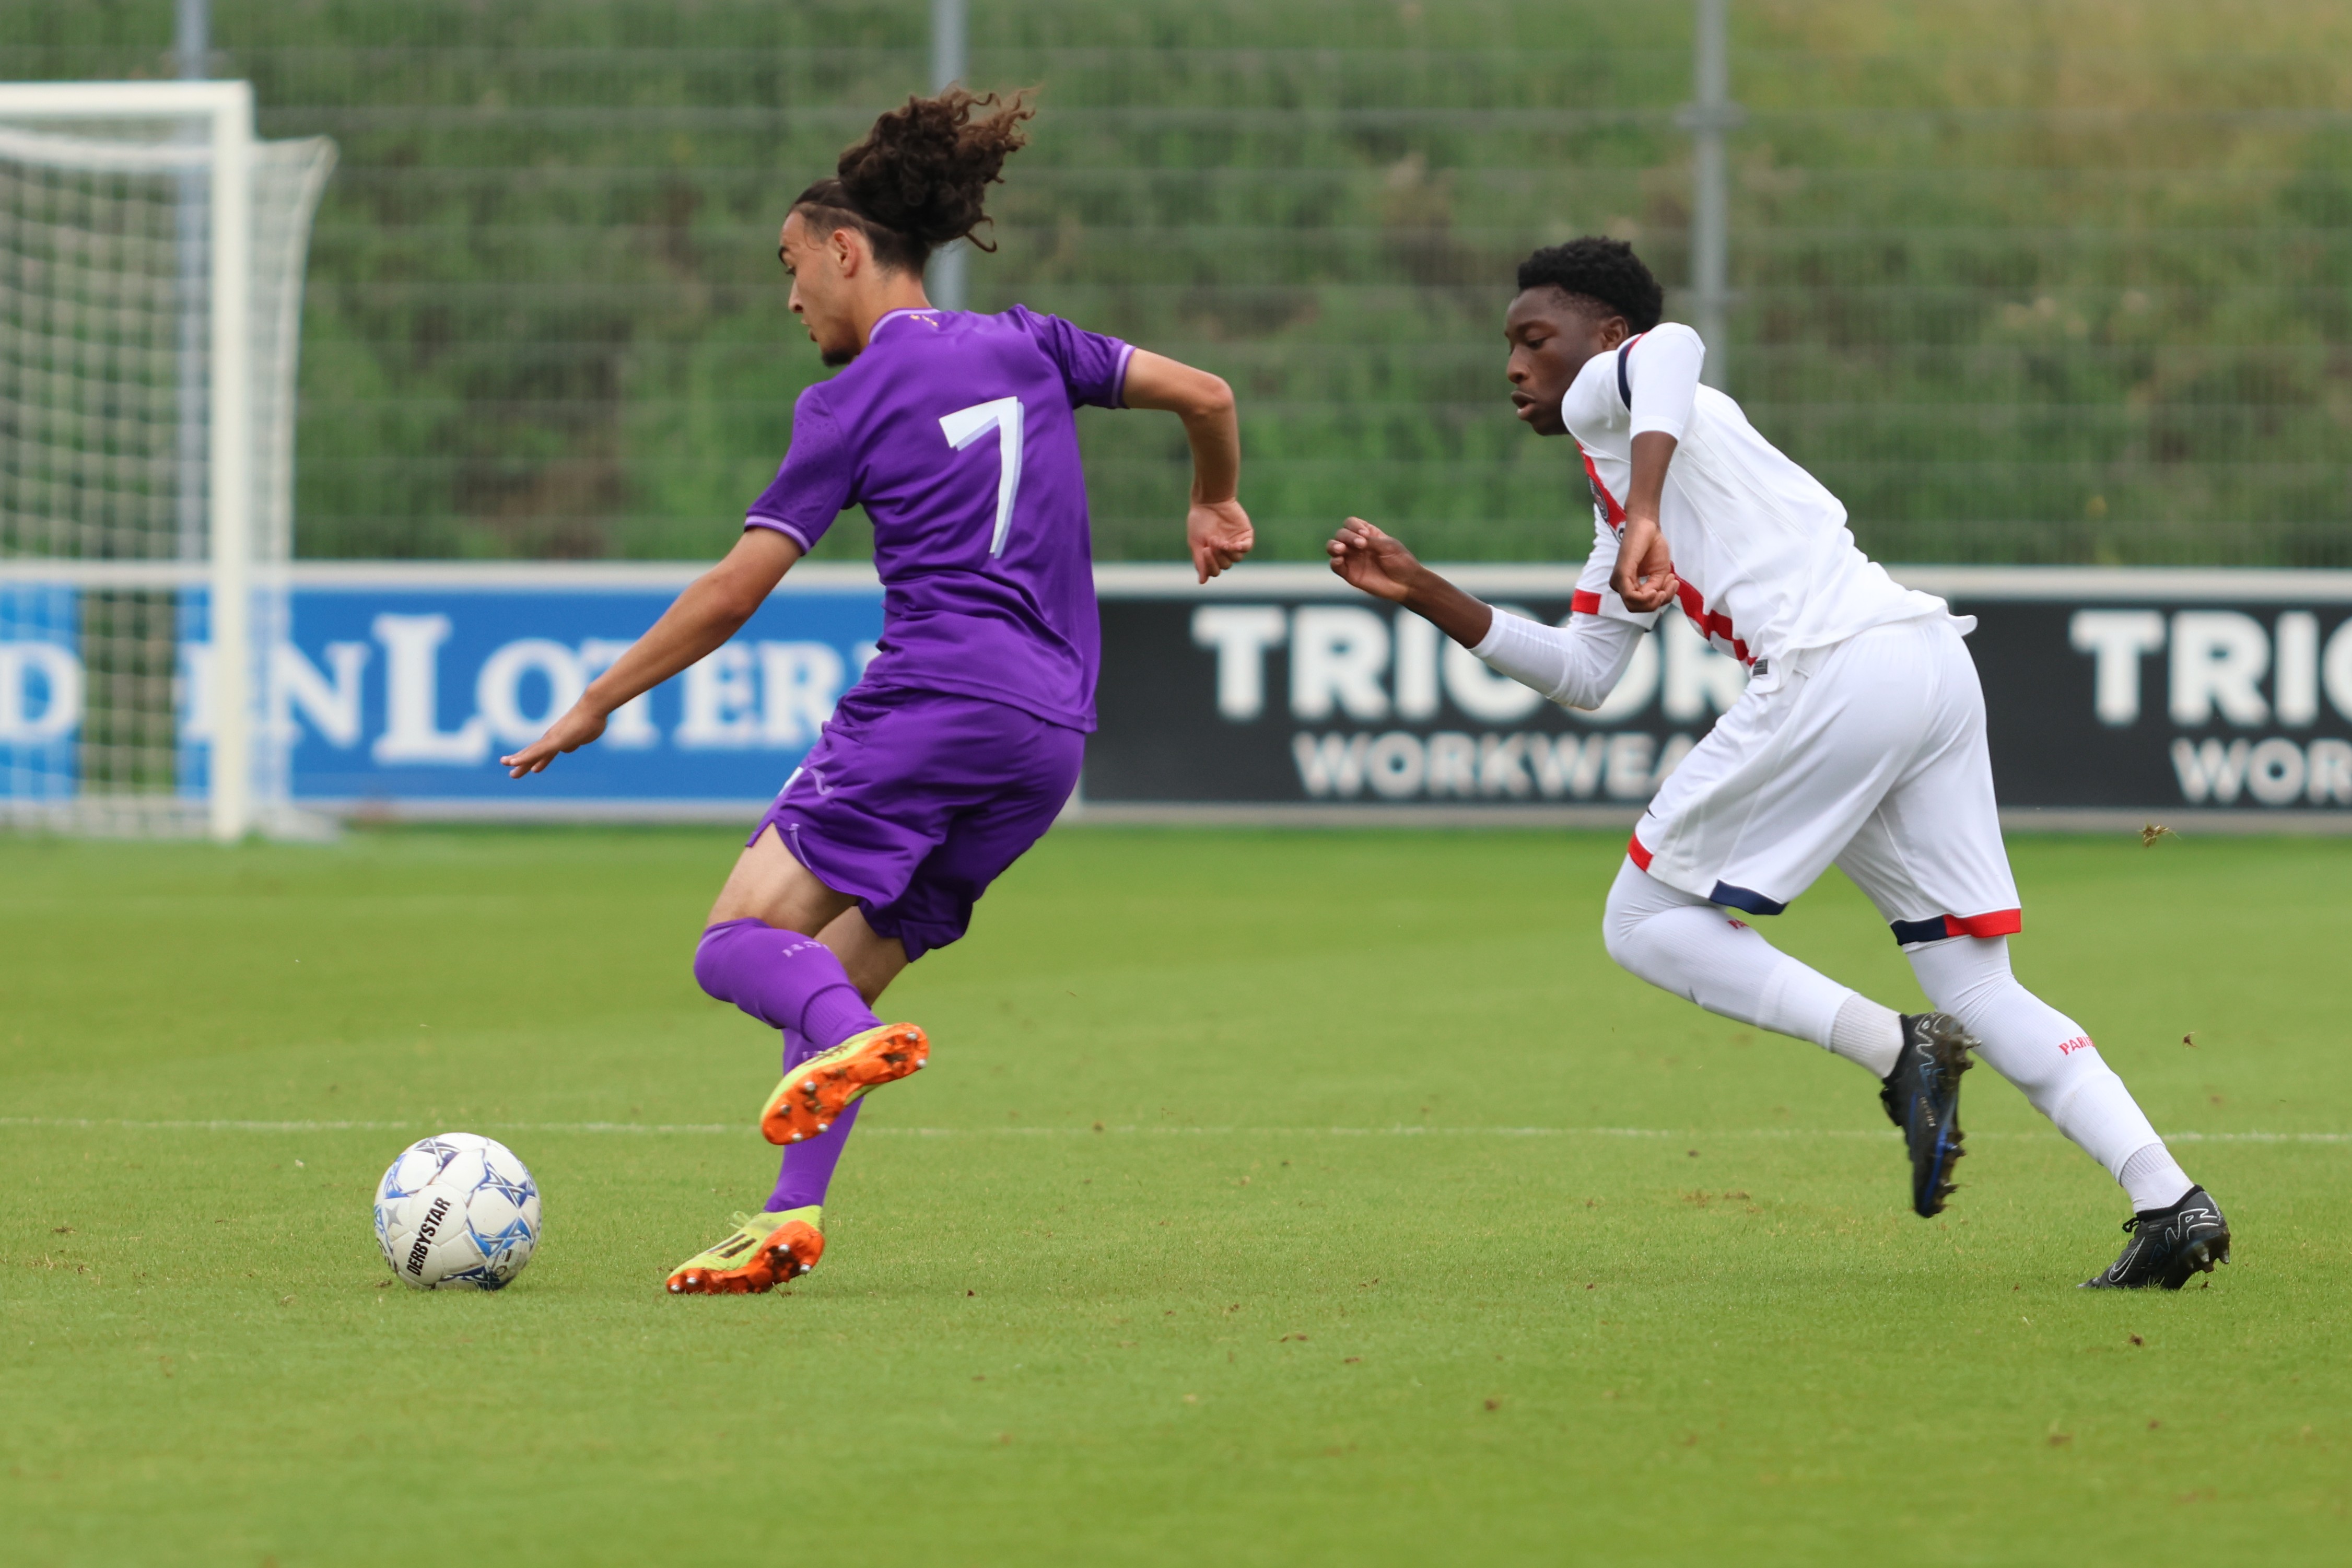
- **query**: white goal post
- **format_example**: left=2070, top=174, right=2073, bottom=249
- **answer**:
left=0, top=80, right=333, bottom=839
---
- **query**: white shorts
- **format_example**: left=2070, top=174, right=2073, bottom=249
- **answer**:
left=1628, top=615, right=2021, bottom=947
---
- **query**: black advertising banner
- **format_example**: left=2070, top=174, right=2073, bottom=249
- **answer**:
left=1946, top=571, right=2352, bottom=814
left=1082, top=566, right=2352, bottom=823
left=1086, top=566, right=1721, bottom=812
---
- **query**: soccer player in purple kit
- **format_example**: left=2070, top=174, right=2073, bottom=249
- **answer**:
left=500, top=89, right=1254, bottom=1294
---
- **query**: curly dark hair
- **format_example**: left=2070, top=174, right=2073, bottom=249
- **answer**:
left=793, top=87, right=1037, bottom=275
left=1515, top=237, right=1664, bottom=332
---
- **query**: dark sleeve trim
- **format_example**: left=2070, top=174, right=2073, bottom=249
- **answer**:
left=1616, top=331, right=1648, bottom=410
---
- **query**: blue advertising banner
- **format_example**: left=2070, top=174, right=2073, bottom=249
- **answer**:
left=0, top=565, right=882, bottom=818
left=0, top=582, right=78, bottom=805
left=276, top=567, right=882, bottom=808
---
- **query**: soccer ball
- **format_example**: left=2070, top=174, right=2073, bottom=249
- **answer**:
left=373, top=1133, right=542, bottom=1290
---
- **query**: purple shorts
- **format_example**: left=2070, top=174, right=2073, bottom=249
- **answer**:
left=751, top=685, right=1086, bottom=961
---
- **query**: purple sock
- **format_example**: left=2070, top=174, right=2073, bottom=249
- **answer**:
left=764, top=1027, right=864, bottom=1212
left=693, top=918, right=881, bottom=1049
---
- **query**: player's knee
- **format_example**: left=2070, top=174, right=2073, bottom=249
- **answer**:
left=1600, top=894, right=1645, bottom=973
left=1601, top=900, right=1684, bottom=985
left=1906, top=934, right=2017, bottom=1022
left=1601, top=912, right=1643, bottom=974
left=1601, top=859, right=1716, bottom=979
left=692, top=922, right=742, bottom=1004
left=1601, top=867, right=1669, bottom=973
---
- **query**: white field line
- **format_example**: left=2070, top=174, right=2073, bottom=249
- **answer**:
left=0, top=1116, right=2344, bottom=1144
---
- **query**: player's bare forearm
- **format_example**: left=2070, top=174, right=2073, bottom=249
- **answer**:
left=1326, top=518, right=1494, bottom=647
left=586, top=532, right=799, bottom=712
left=1125, top=349, right=1238, bottom=497
left=1123, top=348, right=1253, bottom=581
left=501, top=529, right=801, bottom=777
left=1610, top=430, right=1681, bottom=613
left=1625, top=429, right=1677, bottom=528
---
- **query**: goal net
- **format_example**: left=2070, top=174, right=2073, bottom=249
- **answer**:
left=0, top=81, right=333, bottom=838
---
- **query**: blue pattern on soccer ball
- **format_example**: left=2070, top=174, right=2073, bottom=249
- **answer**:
left=473, top=1166, right=536, bottom=1208
left=469, top=1214, right=536, bottom=1271
left=437, top=1261, right=510, bottom=1291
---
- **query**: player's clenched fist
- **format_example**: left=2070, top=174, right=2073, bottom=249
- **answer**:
left=1327, top=517, right=1424, bottom=603
left=1188, top=497, right=1255, bottom=583
left=1610, top=512, right=1679, bottom=613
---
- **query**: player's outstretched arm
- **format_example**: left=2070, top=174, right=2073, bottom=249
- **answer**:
left=500, top=528, right=802, bottom=778
left=1120, top=349, right=1252, bottom=583
left=1326, top=518, right=1494, bottom=646
left=1330, top=517, right=1645, bottom=711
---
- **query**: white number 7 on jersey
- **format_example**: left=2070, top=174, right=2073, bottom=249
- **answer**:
left=938, top=396, right=1026, bottom=557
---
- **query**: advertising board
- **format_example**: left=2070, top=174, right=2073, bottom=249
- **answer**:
left=1083, top=565, right=2352, bottom=828
left=4, top=562, right=2350, bottom=827
left=0, top=564, right=882, bottom=820
left=273, top=565, right=880, bottom=812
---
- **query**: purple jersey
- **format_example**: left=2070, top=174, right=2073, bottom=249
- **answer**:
left=745, top=305, right=1134, bottom=732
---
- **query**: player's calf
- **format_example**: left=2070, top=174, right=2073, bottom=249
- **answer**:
left=2080, top=1186, right=2230, bottom=1290
left=1880, top=1012, right=1975, bottom=1218
left=760, top=1022, right=930, bottom=1145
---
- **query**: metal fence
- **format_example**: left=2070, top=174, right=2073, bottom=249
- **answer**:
left=11, top=1, right=2352, bottom=566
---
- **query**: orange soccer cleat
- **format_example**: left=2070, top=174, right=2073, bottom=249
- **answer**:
left=664, top=1210, right=825, bottom=1295
left=759, top=1023, right=930, bottom=1146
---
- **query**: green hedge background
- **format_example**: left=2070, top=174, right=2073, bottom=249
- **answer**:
left=11, top=1, right=2352, bottom=565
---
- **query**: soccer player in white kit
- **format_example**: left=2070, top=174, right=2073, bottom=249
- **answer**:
left=1328, top=238, right=2231, bottom=1289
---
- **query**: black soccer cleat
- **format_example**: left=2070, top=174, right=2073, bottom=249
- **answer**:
left=2080, top=1185, right=2231, bottom=1290
left=1879, top=1012, right=1975, bottom=1218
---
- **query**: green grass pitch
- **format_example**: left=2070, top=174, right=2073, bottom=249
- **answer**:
left=4, top=824, right=2346, bottom=1565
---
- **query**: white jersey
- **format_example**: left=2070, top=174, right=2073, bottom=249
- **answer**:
left=1562, top=323, right=1948, bottom=673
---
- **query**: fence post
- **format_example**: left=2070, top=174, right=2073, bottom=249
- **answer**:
left=928, top=0, right=968, bottom=311
left=1678, top=0, right=1742, bottom=389
left=174, top=0, right=210, bottom=563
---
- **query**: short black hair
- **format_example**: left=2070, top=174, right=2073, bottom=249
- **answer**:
left=1515, top=238, right=1663, bottom=332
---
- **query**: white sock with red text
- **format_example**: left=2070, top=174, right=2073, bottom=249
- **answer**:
left=1904, top=934, right=2167, bottom=1186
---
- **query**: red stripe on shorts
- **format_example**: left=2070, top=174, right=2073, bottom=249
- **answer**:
left=1945, top=909, right=2023, bottom=939
left=1571, top=589, right=1604, bottom=615
left=1626, top=832, right=1654, bottom=871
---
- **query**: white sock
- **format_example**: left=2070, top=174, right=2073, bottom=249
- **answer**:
left=1828, top=994, right=1904, bottom=1079
left=1601, top=860, right=1863, bottom=1064
left=1905, top=934, right=2166, bottom=1185
left=2117, top=1142, right=2194, bottom=1212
